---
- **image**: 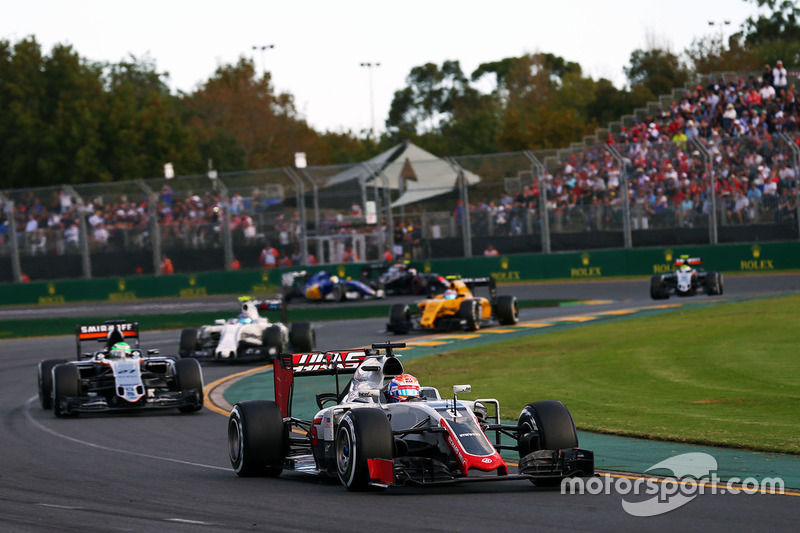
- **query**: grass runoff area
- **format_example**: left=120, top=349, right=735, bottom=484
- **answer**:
left=405, top=294, right=800, bottom=455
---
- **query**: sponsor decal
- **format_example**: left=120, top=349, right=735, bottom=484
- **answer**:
left=38, top=295, right=65, bottom=305
left=79, top=323, right=136, bottom=334
left=292, top=351, right=367, bottom=373
left=570, top=253, right=602, bottom=278
left=492, top=271, right=520, bottom=282
left=108, top=291, right=137, bottom=301
left=740, top=245, right=774, bottom=271
left=180, top=287, right=208, bottom=297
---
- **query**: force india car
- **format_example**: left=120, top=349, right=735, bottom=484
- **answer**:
left=360, top=262, right=450, bottom=296
left=281, top=270, right=384, bottom=303
left=227, top=342, right=594, bottom=490
left=37, top=321, right=204, bottom=417
left=650, top=255, right=724, bottom=300
left=179, top=297, right=315, bottom=361
left=386, top=276, right=519, bottom=334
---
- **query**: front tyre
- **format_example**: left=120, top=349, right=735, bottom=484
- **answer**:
left=175, top=358, right=204, bottom=413
left=459, top=299, right=480, bottom=331
left=388, top=304, right=411, bottom=334
left=289, top=321, right=316, bottom=352
left=228, top=401, right=287, bottom=477
left=336, top=408, right=393, bottom=491
left=179, top=328, right=199, bottom=357
left=38, top=359, right=68, bottom=409
left=518, top=400, right=579, bottom=486
left=52, top=364, right=81, bottom=417
left=650, top=275, right=669, bottom=300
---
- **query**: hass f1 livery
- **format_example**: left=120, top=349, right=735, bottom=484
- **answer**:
left=179, top=297, right=315, bottom=361
left=650, top=255, right=724, bottom=300
left=387, top=276, right=519, bottom=334
left=227, top=342, right=593, bottom=491
left=38, top=321, right=204, bottom=417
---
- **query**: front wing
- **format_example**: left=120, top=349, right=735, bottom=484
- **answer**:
left=55, top=389, right=202, bottom=415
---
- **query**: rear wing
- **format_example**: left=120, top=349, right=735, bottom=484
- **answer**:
left=674, top=256, right=702, bottom=267
left=273, top=342, right=406, bottom=418
left=239, top=296, right=288, bottom=323
left=448, top=275, right=497, bottom=301
left=75, top=321, right=139, bottom=359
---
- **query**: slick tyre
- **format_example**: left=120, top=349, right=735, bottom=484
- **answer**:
left=289, top=321, right=316, bottom=353
left=706, top=272, right=723, bottom=296
left=263, top=325, right=287, bottom=355
left=650, top=275, right=669, bottom=300
left=459, top=299, right=480, bottom=331
left=517, top=400, right=578, bottom=457
left=175, top=358, right=204, bottom=413
left=495, top=295, right=519, bottom=325
left=336, top=408, right=393, bottom=491
left=178, top=328, right=199, bottom=358
left=228, top=401, right=287, bottom=477
left=52, top=364, right=81, bottom=417
left=38, top=359, right=67, bottom=409
left=388, top=304, right=410, bottom=334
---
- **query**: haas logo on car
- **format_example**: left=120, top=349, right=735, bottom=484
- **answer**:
left=292, top=351, right=366, bottom=373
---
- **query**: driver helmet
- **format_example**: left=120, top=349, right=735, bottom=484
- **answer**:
left=678, top=264, right=692, bottom=272
left=387, top=374, right=421, bottom=402
left=443, top=289, right=457, bottom=300
left=237, top=312, right=253, bottom=324
left=109, top=342, right=132, bottom=359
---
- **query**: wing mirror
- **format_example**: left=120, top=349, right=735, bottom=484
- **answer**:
left=215, top=319, right=225, bottom=325
left=453, top=385, right=471, bottom=394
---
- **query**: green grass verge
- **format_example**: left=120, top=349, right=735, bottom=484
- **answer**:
left=405, top=294, right=800, bottom=454
left=0, top=298, right=574, bottom=339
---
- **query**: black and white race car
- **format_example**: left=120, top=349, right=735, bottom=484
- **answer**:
left=38, top=321, right=204, bottom=417
left=650, top=255, right=724, bottom=299
left=227, top=342, right=593, bottom=490
left=179, top=297, right=315, bottom=362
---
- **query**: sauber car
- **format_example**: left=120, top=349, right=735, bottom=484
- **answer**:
left=227, top=342, right=593, bottom=490
left=386, top=276, right=519, bottom=334
left=38, top=321, right=204, bottom=417
left=650, top=255, right=724, bottom=300
left=179, top=297, right=315, bottom=361
left=281, top=270, right=384, bottom=303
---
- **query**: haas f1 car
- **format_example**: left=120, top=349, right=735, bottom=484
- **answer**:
left=179, top=297, right=315, bottom=362
left=227, top=342, right=593, bottom=490
left=650, top=256, right=723, bottom=300
left=360, top=262, right=450, bottom=296
left=38, top=321, right=204, bottom=417
left=387, top=276, right=519, bottom=334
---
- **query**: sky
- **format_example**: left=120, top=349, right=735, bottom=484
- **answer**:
left=3, top=0, right=761, bottom=138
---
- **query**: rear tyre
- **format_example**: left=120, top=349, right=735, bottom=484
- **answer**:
left=495, top=295, right=519, bottom=325
left=459, top=299, right=480, bottom=331
left=289, top=321, right=316, bottom=352
left=175, top=358, right=204, bottom=413
left=52, top=364, right=81, bottom=417
left=388, top=304, right=410, bottom=334
left=38, top=359, right=68, bottom=409
left=179, top=328, right=199, bottom=358
left=331, top=283, right=345, bottom=302
left=336, top=408, right=393, bottom=491
left=228, top=401, right=287, bottom=477
left=650, top=275, right=669, bottom=300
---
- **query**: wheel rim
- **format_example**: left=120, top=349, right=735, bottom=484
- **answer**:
left=336, top=427, right=353, bottom=479
left=228, top=417, right=243, bottom=465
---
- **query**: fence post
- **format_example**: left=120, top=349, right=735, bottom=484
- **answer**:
left=0, top=195, right=22, bottom=282
left=298, top=169, right=320, bottom=237
left=525, top=151, right=550, bottom=254
left=692, top=139, right=718, bottom=245
left=63, top=185, right=92, bottom=279
left=779, top=133, right=800, bottom=240
left=283, top=167, right=309, bottom=266
left=135, top=180, right=161, bottom=275
left=448, top=158, right=472, bottom=257
left=605, top=145, right=633, bottom=249
left=365, top=162, right=395, bottom=254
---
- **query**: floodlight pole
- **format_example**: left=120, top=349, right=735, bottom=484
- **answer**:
left=360, top=62, right=381, bottom=141
left=692, top=139, right=718, bottom=245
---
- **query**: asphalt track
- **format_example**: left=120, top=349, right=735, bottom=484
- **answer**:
left=2, top=275, right=799, bottom=532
